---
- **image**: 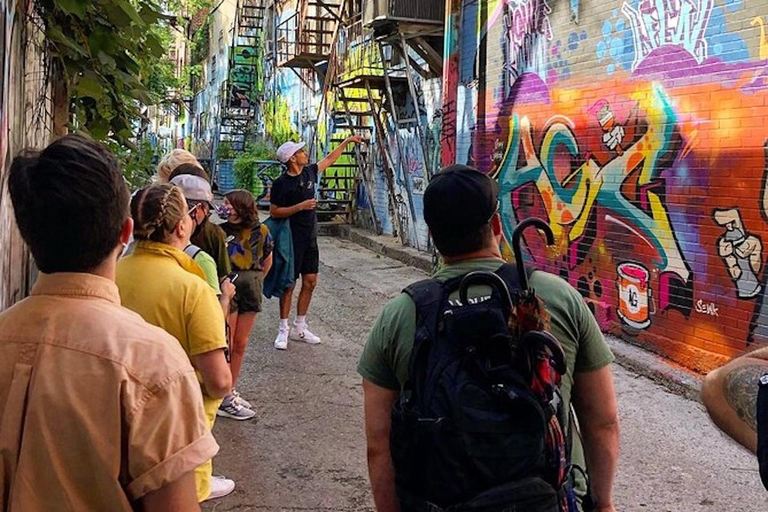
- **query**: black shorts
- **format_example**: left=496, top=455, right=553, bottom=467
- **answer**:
left=293, top=238, right=319, bottom=279
left=230, top=270, right=264, bottom=314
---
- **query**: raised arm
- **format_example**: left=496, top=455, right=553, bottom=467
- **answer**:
left=572, top=365, right=620, bottom=512
left=318, top=135, right=365, bottom=173
left=701, top=346, right=768, bottom=452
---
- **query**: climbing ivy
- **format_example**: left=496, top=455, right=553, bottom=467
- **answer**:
left=34, top=0, right=207, bottom=143
left=263, top=96, right=299, bottom=145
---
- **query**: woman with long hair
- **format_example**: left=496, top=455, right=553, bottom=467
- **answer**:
left=218, top=189, right=273, bottom=419
left=116, top=184, right=236, bottom=502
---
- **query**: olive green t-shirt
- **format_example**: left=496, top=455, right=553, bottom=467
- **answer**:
left=191, top=221, right=231, bottom=278
left=357, top=258, right=614, bottom=502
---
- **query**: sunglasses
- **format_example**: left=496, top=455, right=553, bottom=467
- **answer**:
left=188, top=202, right=202, bottom=218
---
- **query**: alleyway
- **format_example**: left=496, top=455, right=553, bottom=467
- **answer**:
left=204, top=236, right=768, bottom=512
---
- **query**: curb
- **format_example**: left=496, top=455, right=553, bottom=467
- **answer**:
left=323, top=223, right=705, bottom=403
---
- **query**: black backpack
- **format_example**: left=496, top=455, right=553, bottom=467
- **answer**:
left=758, top=374, right=768, bottom=491
left=390, top=263, right=577, bottom=512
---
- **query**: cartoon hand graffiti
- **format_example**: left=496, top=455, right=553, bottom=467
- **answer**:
left=714, top=209, right=763, bottom=299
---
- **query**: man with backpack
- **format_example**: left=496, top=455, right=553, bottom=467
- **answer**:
left=358, top=165, right=620, bottom=512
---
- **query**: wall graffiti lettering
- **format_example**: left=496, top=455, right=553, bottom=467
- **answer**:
left=503, top=0, right=553, bottom=80
left=621, top=0, right=714, bottom=71
left=497, top=85, right=692, bottom=315
left=696, top=299, right=720, bottom=317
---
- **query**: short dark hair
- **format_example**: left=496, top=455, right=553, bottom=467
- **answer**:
left=225, top=189, right=258, bottom=226
left=431, top=224, right=494, bottom=257
left=168, top=163, right=210, bottom=182
left=8, top=135, right=129, bottom=273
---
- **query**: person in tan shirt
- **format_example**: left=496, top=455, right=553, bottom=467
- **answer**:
left=0, top=135, right=217, bottom=511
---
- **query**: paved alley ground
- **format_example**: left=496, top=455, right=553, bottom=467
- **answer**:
left=203, top=236, right=768, bottom=512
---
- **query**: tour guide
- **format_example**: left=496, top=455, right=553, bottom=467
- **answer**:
left=270, top=135, right=365, bottom=350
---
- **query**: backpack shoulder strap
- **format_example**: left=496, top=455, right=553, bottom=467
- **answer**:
left=184, top=244, right=203, bottom=260
left=403, top=278, right=445, bottom=338
left=402, top=279, right=446, bottom=396
left=494, top=262, right=524, bottom=293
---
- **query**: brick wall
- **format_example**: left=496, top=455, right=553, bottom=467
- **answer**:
left=442, top=0, right=768, bottom=372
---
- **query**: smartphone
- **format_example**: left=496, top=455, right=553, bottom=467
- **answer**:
left=227, top=272, right=239, bottom=283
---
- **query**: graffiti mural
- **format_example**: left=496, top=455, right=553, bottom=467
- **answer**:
left=446, top=0, right=768, bottom=371
left=713, top=209, right=762, bottom=299
left=622, top=0, right=714, bottom=71
left=502, top=0, right=553, bottom=81
left=497, top=85, right=692, bottom=316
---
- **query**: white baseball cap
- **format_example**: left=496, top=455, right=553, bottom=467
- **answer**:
left=170, top=174, right=214, bottom=206
left=276, top=141, right=306, bottom=163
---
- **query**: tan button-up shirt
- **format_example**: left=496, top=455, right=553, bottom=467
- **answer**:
left=0, top=272, right=219, bottom=511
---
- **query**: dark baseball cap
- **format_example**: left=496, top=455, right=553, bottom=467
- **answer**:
left=423, top=165, right=499, bottom=236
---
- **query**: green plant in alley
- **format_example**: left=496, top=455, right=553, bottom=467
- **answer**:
left=233, top=139, right=277, bottom=197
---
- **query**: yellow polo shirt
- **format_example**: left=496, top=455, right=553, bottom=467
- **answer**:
left=116, top=240, right=228, bottom=502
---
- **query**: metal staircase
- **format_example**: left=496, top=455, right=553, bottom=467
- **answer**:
left=217, top=0, right=267, bottom=154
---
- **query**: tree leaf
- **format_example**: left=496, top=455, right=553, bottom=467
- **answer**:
left=48, top=25, right=89, bottom=57
left=74, top=71, right=104, bottom=100
left=144, top=32, right=165, bottom=58
left=56, top=0, right=88, bottom=19
left=113, top=0, right=145, bottom=26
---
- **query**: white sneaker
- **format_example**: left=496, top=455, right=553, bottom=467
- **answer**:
left=232, top=389, right=252, bottom=409
left=216, top=394, right=256, bottom=420
left=205, top=475, right=235, bottom=500
left=290, top=323, right=322, bottom=344
left=274, top=327, right=289, bottom=350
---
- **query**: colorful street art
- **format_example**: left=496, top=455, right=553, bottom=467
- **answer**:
left=621, top=0, right=714, bottom=71
left=444, top=0, right=768, bottom=371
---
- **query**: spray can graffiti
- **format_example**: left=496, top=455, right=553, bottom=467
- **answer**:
left=616, top=262, right=654, bottom=329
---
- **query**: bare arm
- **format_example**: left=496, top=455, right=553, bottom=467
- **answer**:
left=318, top=135, right=364, bottom=172
left=190, top=349, right=232, bottom=399
left=262, top=253, right=273, bottom=276
left=363, top=379, right=401, bottom=512
left=701, top=346, right=768, bottom=453
left=572, top=365, right=620, bottom=512
left=139, top=471, right=200, bottom=512
left=218, top=277, right=235, bottom=319
left=270, top=200, right=315, bottom=219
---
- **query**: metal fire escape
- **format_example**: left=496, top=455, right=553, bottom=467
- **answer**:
left=276, top=0, right=374, bottom=227
left=324, top=0, right=443, bottom=248
left=217, top=0, right=267, bottom=154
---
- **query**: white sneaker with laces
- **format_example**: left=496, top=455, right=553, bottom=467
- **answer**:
left=274, top=327, right=289, bottom=350
left=290, top=323, right=322, bottom=344
left=232, top=389, right=252, bottom=409
left=205, top=475, right=235, bottom=500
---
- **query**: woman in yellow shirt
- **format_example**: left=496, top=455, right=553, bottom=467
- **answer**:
left=116, top=184, right=234, bottom=503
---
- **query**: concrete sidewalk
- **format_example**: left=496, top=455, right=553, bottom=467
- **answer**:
left=324, top=223, right=704, bottom=403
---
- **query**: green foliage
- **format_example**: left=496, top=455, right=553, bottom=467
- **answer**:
left=233, top=139, right=277, bottom=196
left=190, top=18, right=210, bottom=65
left=34, top=0, right=184, bottom=143
left=108, top=140, right=161, bottom=191
left=263, top=96, right=299, bottom=145
left=217, top=140, right=235, bottom=160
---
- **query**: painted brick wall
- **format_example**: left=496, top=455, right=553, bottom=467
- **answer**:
left=442, top=0, right=768, bottom=372
left=368, top=75, right=442, bottom=251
